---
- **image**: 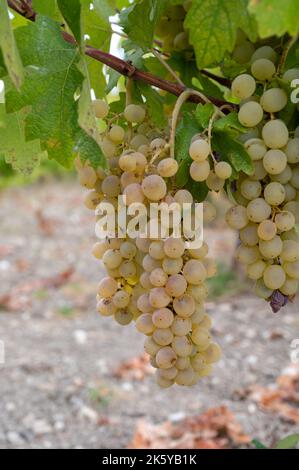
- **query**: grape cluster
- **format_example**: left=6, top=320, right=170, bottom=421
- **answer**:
left=77, top=99, right=221, bottom=387
left=155, top=3, right=191, bottom=53
left=226, top=46, right=299, bottom=308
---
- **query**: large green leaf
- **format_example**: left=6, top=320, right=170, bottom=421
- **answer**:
left=0, top=0, right=24, bottom=89
left=121, top=0, right=167, bottom=49
left=57, top=0, right=82, bottom=44
left=213, top=131, right=253, bottom=175
left=185, top=0, right=255, bottom=68
left=32, top=0, right=61, bottom=20
left=249, top=0, right=299, bottom=37
left=137, top=82, right=166, bottom=128
left=0, top=105, right=45, bottom=174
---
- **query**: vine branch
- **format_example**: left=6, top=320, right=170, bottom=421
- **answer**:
left=7, top=0, right=235, bottom=109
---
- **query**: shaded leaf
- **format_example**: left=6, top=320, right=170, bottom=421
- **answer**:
left=57, top=0, right=82, bottom=44
left=137, top=82, right=166, bottom=128
left=213, top=131, right=253, bottom=175
left=249, top=0, right=299, bottom=37
left=195, top=103, right=214, bottom=129
left=0, top=0, right=24, bottom=89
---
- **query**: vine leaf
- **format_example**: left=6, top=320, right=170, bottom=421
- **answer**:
left=121, top=0, right=168, bottom=49
left=185, top=0, right=256, bottom=68
left=0, top=105, right=45, bottom=174
left=249, top=0, right=299, bottom=37
left=137, top=82, right=166, bottom=128
left=57, top=0, right=82, bottom=43
left=213, top=131, right=254, bottom=175
left=0, top=0, right=24, bottom=89
left=275, top=434, right=299, bottom=449
left=195, top=103, right=214, bottom=129
left=213, top=112, right=247, bottom=133
left=32, top=0, right=62, bottom=20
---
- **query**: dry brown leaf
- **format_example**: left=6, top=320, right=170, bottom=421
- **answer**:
left=248, top=363, right=299, bottom=424
left=129, top=406, right=250, bottom=449
left=113, top=353, right=154, bottom=381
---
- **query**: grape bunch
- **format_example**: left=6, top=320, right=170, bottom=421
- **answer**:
left=77, top=98, right=221, bottom=387
left=226, top=46, right=299, bottom=310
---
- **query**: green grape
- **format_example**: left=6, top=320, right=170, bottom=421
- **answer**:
left=174, top=189, right=193, bottom=205
left=254, top=279, right=273, bottom=299
left=172, top=335, right=193, bottom=357
left=260, top=88, right=288, bottom=113
left=109, top=125, right=125, bottom=143
left=124, top=104, right=146, bottom=123
left=93, top=99, right=109, bottom=119
left=280, top=277, right=298, bottom=295
left=275, top=211, right=295, bottom=232
left=190, top=160, right=210, bottom=182
left=171, top=317, right=192, bottom=336
left=114, top=309, right=133, bottom=326
left=102, top=175, right=121, bottom=197
left=189, top=139, right=210, bottom=161
left=165, top=274, right=187, bottom=297
left=283, top=261, right=299, bottom=279
left=103, top=249, right=122, bottom=269
left=150, top=268, right=168, bottom=287
left=164, top=237, right=185, bottom=259
left=142, top=175, right=167, bottom=201
left=271, top=165, right=292, bottom=184
left=283, top=68, right=299, bottom=82
left=120, top=241, right=137, bottom=259
left=202, top=343, right=222, bottom=363
left=244, top=138, right=267, bottom=161
left=259, top=235, right=283, bottom=259
left=251, top=46, right=277, bottom=63
left=246, top=259, right=266, bottom=280
left=206, top=171, right=225, bottom=191
left=130, top=134, right=149, bottom=150
left=231, top=74, right=256, bottom=99
left=162, top=257, right=183, bottom=275
left=247, top=198, right=272, bottom=223
left=155, top=347, right=177, bottom=369
left=280, top=240, right=299, bottom=262
left=175, top=367, right=195, bottom=386
left=240, top=179, right=262, bottom=200
left=173, top=294, right=195, bottom=318
left=83, top=190, right=102, bottom=210
left=149, top=287, right=171, bottom=309
left=240, top=223, right=259, bottom=246
left=226, top=205, right=249, bottom=229
left=251, top=160, right=268, bottom=181
left=290, top=168, right=299, bottom=189
left=251, top=58, right=276, bottom=81
left=119, top=260, right=137, bottom=279
left=233, top=41, right=255, bottom=64
left=263, top=265, right=286, bottom=289
left=153, top=328, right=174, bottom=346
left=152, top=308, right=174, bottom=328
left=191, top=327, right=211, bottom=350
left=113, top=290, right=130, bottom=308
left=92, top=240, right=109, bottom=259
left=238, top=101, right=263, bottom=127
left=262, top=120, right=289, bottom=149
left=203, top=201, right=217, bottom=223
left=183, top=260, right=207, bottom=284
left=98, top=277, right=118, bottom=298
left=97, top=298, right=117, bottom=316
left=264, top=182, right=286, bottom=206
left=263, top=149, right=287, bottom=175
left=173, top=31, right=189, bottom=50
left=158, top=158, right=179, bottom=177
left=257, top=220, right=277, bottom=241
left=123, top=183, right=144, bottom=205
left=283, top=184, right=297, bottom=202
left=236, top=244, right=260, bottom=264
left=285, top=138, right=299, bottom=164
left=144, top=337, right=161, bottom=356
left=149, top=241, right=165, bottom=260
left=283, top=201, right=299, bottom=223
left=214, top=161, right=232, bottom=179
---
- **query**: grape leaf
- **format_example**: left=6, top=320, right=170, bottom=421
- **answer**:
left=195, top=103, right=214, bottom=129
left=32, top=0, right=61, bottom=20
left=175, top=112, right=201, bottom=163
left=0, top=105, right=44, bottom=174
left=137, top=82, right=166, bottom=128
left=185, top=0, right=254, bottom=68
left=121, top=0, right=167, bottom=49
left=185, top=178, right=209, bottom=202
left=249, top=0, right=299, bottom=37
left=57, top=0, right=82, bottom=44
left=275, top=434, right=299, bottom=449
left=192, top=74, right=225, bottom=100
left=0, top=0, right=24, bottom=89
left=213, top=112, right=247, bottom=133
left=213, top=131, right=253, bottom=175
left=176, top=156, right=192, bottom=188
left=93, top=0, right=116, bottom=23
left=75, top=129, right=107, bottom=170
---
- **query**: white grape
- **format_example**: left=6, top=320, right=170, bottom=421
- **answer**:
left=263, top=265, right=286, bottom=290
left=260, top=88, right=287, bottom=113
left=263, top=149, right=287, bottom=175
left=264, top=182, right=285, bottom=206
left=251, top=58, right=276, bottom=81
left=124, top=104, right=145, bottom=123
left=189, top=139, right=210, bottom=161
left=231, top=74, right=256, bottom=99
left=262, top=120, right=289, bottom=149
left=238, top=101, right=263, bottom=127
left=247, top=198, right=272, bottom=223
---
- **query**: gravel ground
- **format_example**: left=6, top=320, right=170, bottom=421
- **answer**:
left=0, top=181, right=298, bottom=449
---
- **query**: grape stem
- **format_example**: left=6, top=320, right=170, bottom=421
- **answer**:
left=7, top=0, right=234, bottom=110
left=151, top=49, right=185, bottom=88
left=277, top=34, right=298, bottom=75
left=170, top=89, right=214, bottom=159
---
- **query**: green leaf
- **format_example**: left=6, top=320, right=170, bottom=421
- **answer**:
left=275, top=434, right=299, bottom=449
left=75, top=129, right=107, bottom=169
left=6, top=16, right=84, bottom=167
left=106, top=68, right=121, bottom=94
left=0, top=0, right=24, bottom=89
left=32, top=0, right=61, bottom=20
left=239, top=0, right=258, bottom=42
left=213, top=131, right=254, bottom=175
left=185, top=0, right=251, bottom=68
left=57, top=0, right=82, bottom=44
left=213, top=112, right=247, bottom=133
left=195, top=103, right=214, bottom=129
left=175, top=112, right=201, bottom=163
left=192, top=74, right=225, bottom=100
left=121, top=0, right=167, bottom=49
left=249, top=0, right=299, bottom=37
left=137, top=82, right=166, bottom=128
left=185, top=178, right=209, bottom=202
left=0, top=105, right=44, bottom=174
left=251, top=439, right=268, bottom=449
left=176, top=156, right=192, bottom=188
left=93, top=0, right=116, bottom=23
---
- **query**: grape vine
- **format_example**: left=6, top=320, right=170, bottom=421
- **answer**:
left=1, top=0, right=299, bottom=388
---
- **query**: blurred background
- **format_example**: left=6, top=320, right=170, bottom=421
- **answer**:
left=0, top=163, right=298, bottom=449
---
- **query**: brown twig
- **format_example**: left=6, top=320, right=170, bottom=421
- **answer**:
left=7, top=0, right=235, bottom=109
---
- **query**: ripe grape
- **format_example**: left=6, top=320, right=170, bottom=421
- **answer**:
left=183, top=259, right=207, bottom=284
left=251, top=46, right=277, bottom=63
left=152, top=308, right=174, bottom=328
left=164, top=237, right=185, bottom=259
left=262, top=120, right=289, bottom=149
left=275, top=211, right=295, bottom=232
left=259, top=235, right=283, bottom=259
left=142, top=175, right=167, bottom=201
left=238, top=101, right=263, bottom=127
left=263, top=265, right=286, bottom=289
left=158, top=158, right=179, bottom=177
left=189, top=139, right=210, bottom=161
left=149, top=287, right=171, bottom=308
left=240, top=179, right=262, bottom=200
left=280, top=240, right=299, bottom=262
left=156, top=347, right=177, bottom=369
left=171, top=317, right=191, bottom=336
left=98, top=277, right=118, bottom=297
left=190, top=160, right=210, bottom=182
left=246, top=259, right=266, bottom=280
left=113, top=290, right=130, bottom=308
left=244, top=138, right=267, bottom=161
left=124, top=104, right=146, bottom=123
left=173, top=294, right=195, bottom=317
left=226, top=205, right=248, bottom=229
left=150, top=268, right=168, bottom=287
left=165, top=274, right=187, bottom=297
left=257, top=220, right=277, bottom=241
left=246, top=198, right=271, bottom=223
left=260, top=88, right=287, bottom=113
left=251, top=58, right=276, bottom=81
left=93, top=99, right=109, bottom=119
left=153, top=328, right=174, bottom=346
left=172, top=335, right=193, bottom=357
left=285, top=138, right=299, bottom=164
left=264, top=182, right=285, bottom=206
left=231, top=74, right=256, bottom=99
left=214, top=161, right=232, bottom=179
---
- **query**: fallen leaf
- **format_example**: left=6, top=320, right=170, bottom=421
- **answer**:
left=129, top=406, right=250, bottom=449
left=113, top=353, right=154, bottom=381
